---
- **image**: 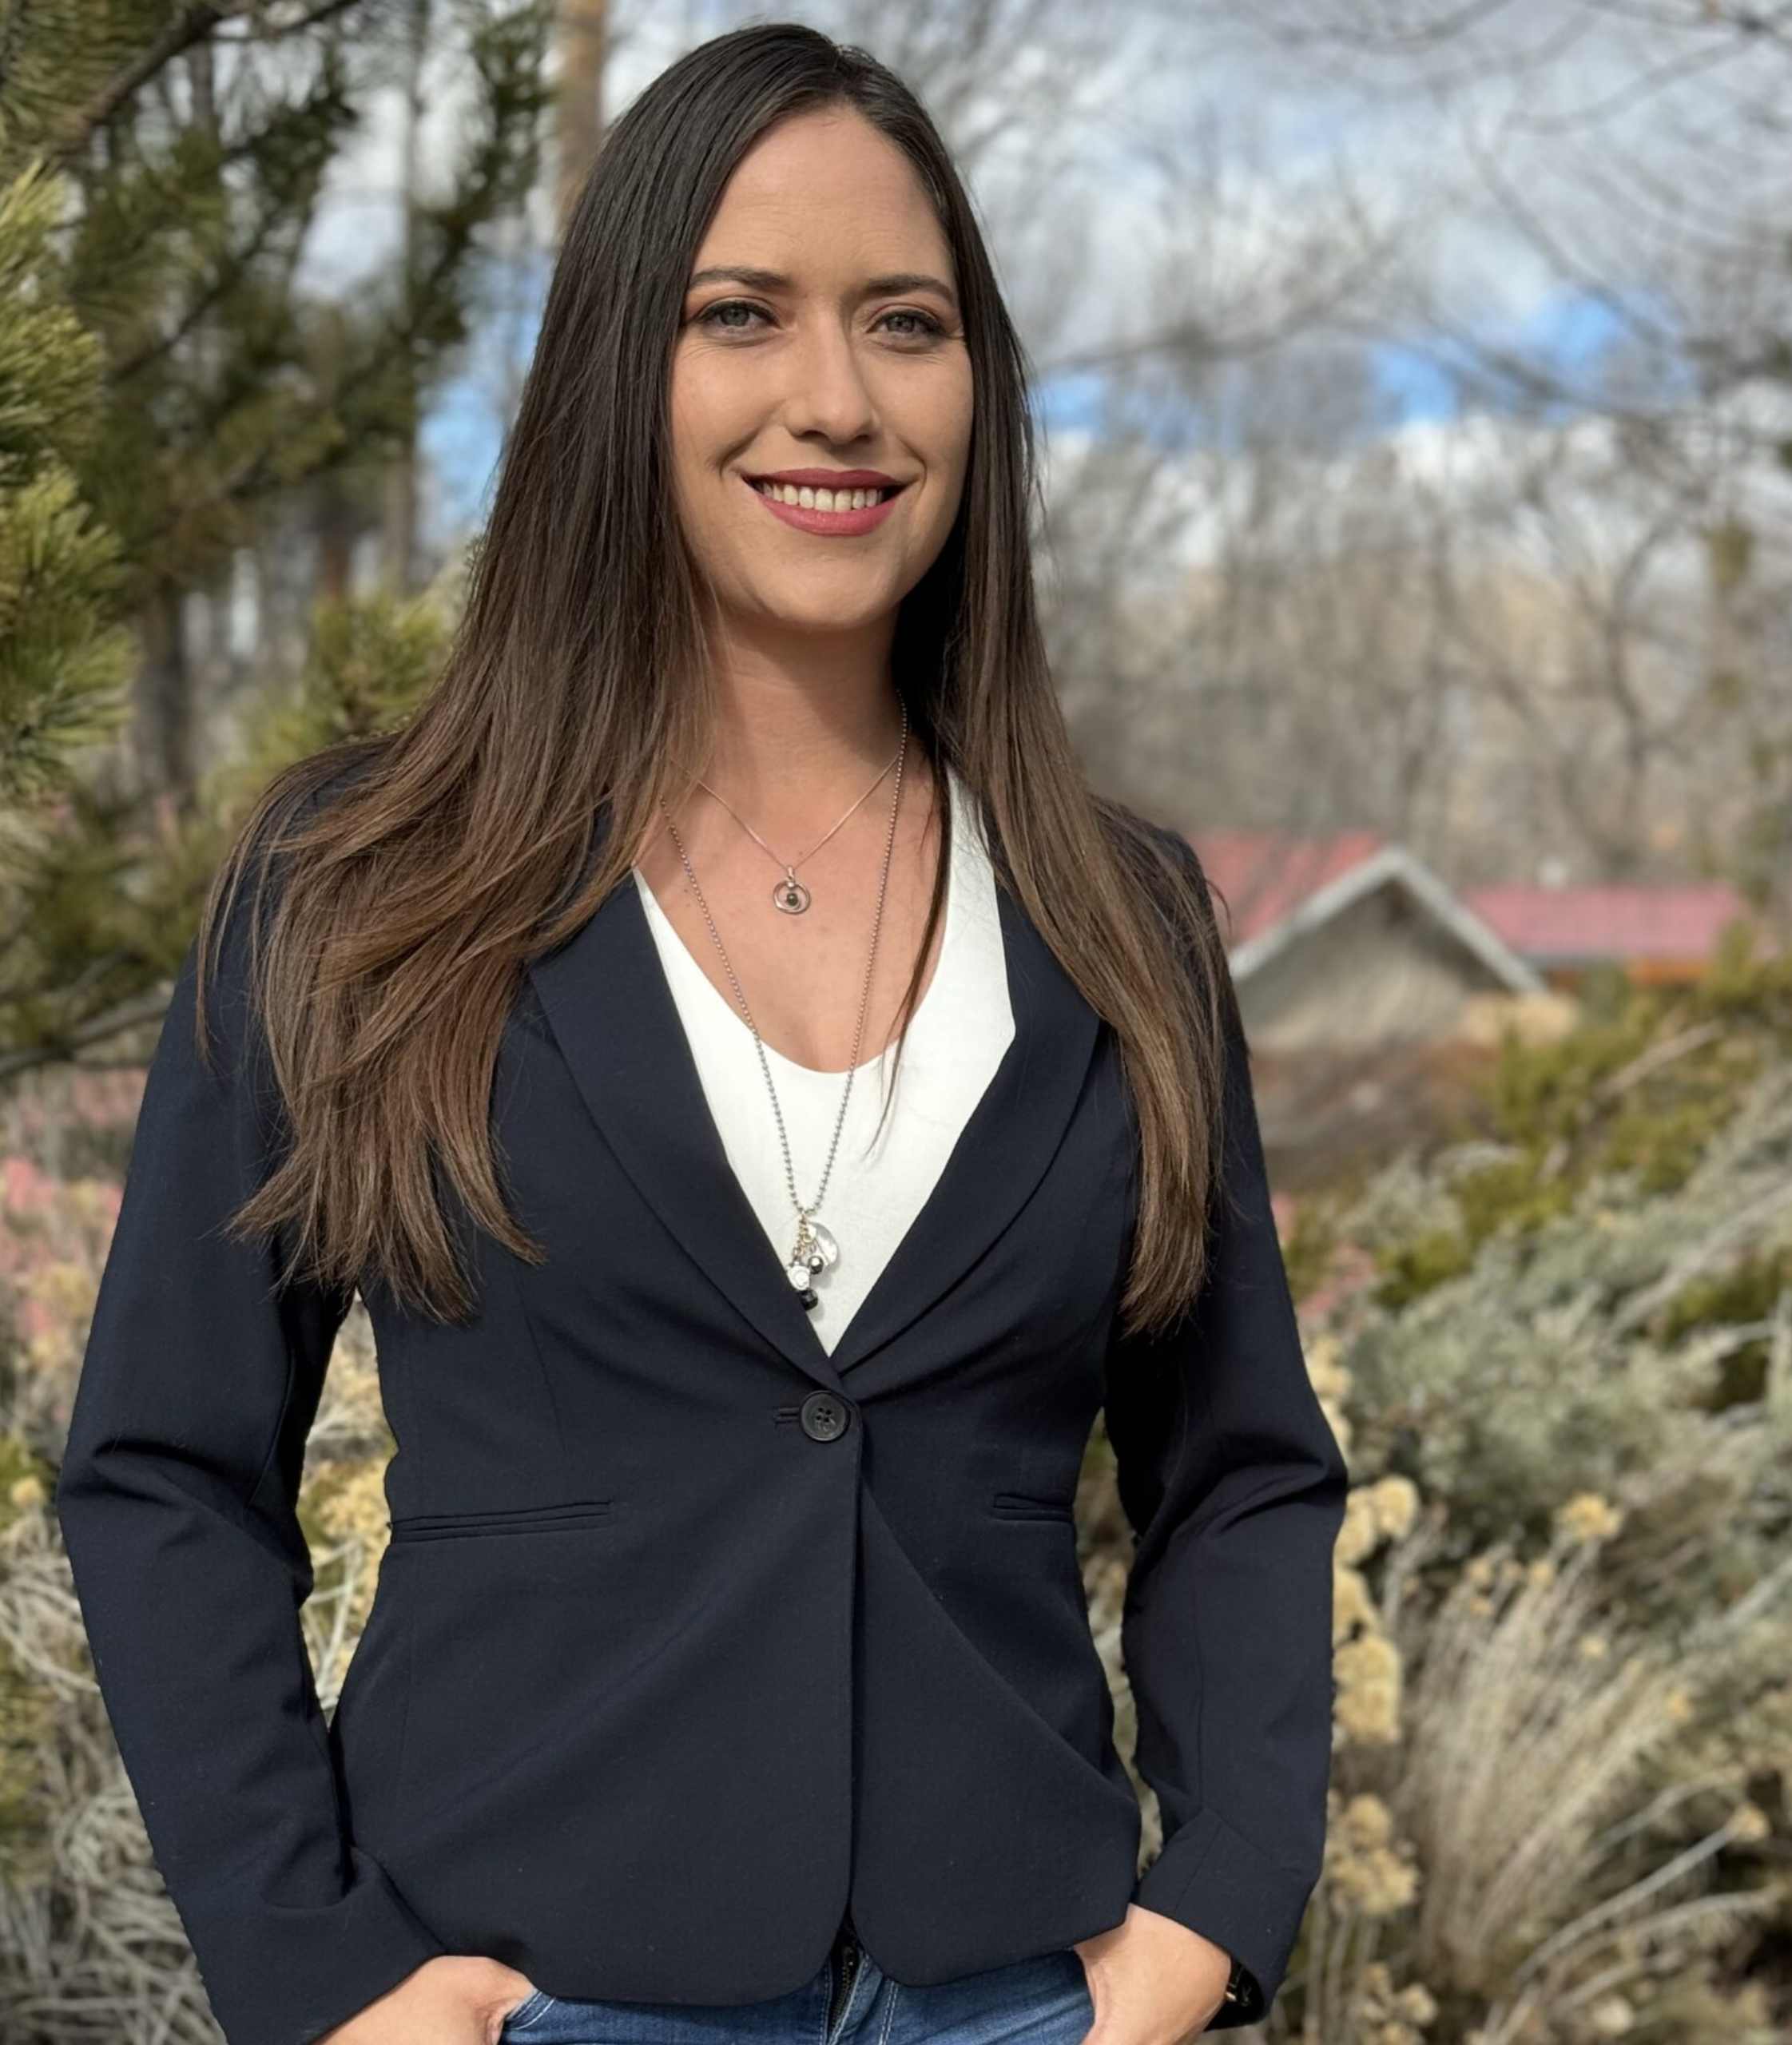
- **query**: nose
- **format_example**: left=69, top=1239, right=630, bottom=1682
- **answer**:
left=777, top=316, right=879, bottom=449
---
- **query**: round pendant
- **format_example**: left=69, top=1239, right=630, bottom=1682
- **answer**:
left=773, top=873, right=812, bottom=915
left=786, top=1257, right=813, bottom=1290
left=808, top=1221, right=840, bottom=1269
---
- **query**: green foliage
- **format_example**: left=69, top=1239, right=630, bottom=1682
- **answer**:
left=1660, top=1245, right=1792, bottom=1404
left=1345, top=929, right=1792, bottom=1323
left=0, top=160, right=135, bottom=804
left=1310, top=965, right=1792, bottom=1618
left=1373, top=1223, right=1477, bottom=1308
left=1297, top=954, right=1792, bottom=2036
left=1280, top=1188, right=1341, bottom=1303
left=28, top=6, right=554, bottom=602
left=0, top=1434, right=55, bottom=1873
left=266, top=587, right=456, bottom=756
left=9, top=582, right=457, bottom=1055
left=0, top=0, right=550, bottom=1082
left=0, top=1631, right=53, bottom=1876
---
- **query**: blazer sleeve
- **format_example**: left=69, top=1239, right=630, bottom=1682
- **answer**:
left=1103, top=844, right=1348, bottom=2031
left=53, top=845, right=447, bottom=2045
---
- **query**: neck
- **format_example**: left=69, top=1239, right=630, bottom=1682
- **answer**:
left=693, top=658, right=916, bottom=824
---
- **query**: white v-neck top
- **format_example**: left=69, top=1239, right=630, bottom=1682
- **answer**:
left=631, top=768, right=1015, bottom=1355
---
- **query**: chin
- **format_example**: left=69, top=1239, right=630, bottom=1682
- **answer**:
left=746, top=587, right=896, bottom=633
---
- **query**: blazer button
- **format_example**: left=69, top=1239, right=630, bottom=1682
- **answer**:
left=800, top=1389, right=853, bottom=1442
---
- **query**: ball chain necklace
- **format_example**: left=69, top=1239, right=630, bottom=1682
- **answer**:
left=657, top=700, right=910, bottom=1311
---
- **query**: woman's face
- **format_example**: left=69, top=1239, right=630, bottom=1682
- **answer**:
left=670, top=107, right=974, bottom=645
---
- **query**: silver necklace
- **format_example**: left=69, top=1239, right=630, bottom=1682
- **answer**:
left=692, top=743, right=903, bottom=915
left=658, top=701, right=910, bottom=1310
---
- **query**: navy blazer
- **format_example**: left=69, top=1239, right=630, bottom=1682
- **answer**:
left=54, top=785, right=1347, bottom=2045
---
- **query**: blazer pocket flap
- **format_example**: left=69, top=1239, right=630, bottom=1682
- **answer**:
left=387, top=1498, right=621, bottom=1541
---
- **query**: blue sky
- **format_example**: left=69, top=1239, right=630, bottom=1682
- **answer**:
left=324, top=6, right=1771, bottom=555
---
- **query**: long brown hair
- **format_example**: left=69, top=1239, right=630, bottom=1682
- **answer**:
left=196, top=22, right=1236, bottom=1340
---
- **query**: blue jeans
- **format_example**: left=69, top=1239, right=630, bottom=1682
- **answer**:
left=500, top=1935, right=1095, bottom=2044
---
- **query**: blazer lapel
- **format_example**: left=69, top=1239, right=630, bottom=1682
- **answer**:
left=524, top=813, right=1103, bottom=1392
left=824, top=884, right=1100, bottom=1377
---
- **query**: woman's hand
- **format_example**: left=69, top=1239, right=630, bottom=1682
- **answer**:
left=316, top=1955, right=543, bottom=2044
left=1071, top=1904, right=1234, bottom=2043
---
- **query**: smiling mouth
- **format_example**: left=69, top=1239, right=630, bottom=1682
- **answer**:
left=745, top=477, right=908, bottom=508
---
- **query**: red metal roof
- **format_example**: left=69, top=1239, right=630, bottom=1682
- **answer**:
left=1180, top=828, right=1386, bottom=943
left=1461, top=881, right=1756, bottom=962
left=1171, top=823, right=1762, bottom=965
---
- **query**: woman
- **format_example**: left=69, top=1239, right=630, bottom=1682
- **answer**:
left=55, top=22, right=1346, bottom=2045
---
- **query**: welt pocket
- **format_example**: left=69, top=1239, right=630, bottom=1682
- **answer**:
left=387, top=1498, right=620, bottom=1543
left=989, top=1490, right=1075, bottom=1522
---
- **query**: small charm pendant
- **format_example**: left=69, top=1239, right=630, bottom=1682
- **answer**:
left=799, top=1287, right=820, bottom=1311
left=787, top=1214, right=839, bottom=1298
left=773, top=868, right=812, bottom=915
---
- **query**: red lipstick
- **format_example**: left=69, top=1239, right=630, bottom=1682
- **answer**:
left=742, top=471, right=909, bottom=538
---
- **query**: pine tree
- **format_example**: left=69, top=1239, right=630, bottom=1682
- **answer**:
left=0, top=0, right=550, bottom=1076
left=0, top=157, right=137, bottom=811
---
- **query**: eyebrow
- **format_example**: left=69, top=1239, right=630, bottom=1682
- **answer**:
left=686, top=265, right=960, bottom=312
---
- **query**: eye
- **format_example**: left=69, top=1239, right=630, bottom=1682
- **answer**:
left=694, top=300, right=770, bottom=334
left=692, top=300, right=948, bottom=343
left=878, top=308, right=947, bottom=340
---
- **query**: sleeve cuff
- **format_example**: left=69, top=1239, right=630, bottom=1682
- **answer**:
left=181, top=1843, right=448, bottom=2045
left=1131, top=1807, right=1319, bottom=2031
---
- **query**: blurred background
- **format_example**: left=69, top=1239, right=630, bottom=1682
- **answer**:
left=3, top=2, right=1791, bottom=2039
